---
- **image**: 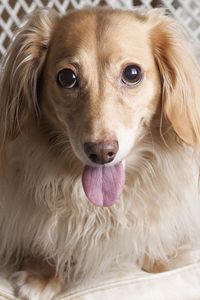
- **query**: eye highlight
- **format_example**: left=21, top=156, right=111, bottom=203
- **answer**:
left=121, top=64, right=143, bottom=86
left=57, top=68, right=78, bottom=89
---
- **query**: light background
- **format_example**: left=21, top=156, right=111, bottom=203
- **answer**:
left=0, top=0, right=200, bottom=60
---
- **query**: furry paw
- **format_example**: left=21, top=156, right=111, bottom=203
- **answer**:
left=10, top=270, right=63, bottom=300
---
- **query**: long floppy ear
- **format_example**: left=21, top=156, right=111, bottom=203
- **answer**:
left=149, top=10, right=200, bottom=146
left=0, top=8, right=58, bottom=144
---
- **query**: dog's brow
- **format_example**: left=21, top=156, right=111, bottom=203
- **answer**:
left=55, top=58, right=80, bottom=69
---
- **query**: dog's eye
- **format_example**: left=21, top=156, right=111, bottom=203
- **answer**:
left=121, top=65, right=142, bottom=86
left=57, top=68, right=78, bottom=89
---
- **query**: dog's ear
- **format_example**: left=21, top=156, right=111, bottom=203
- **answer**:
left=0, top=8, right=58, bottom=144
left=149, top=10, right=200, bottom=146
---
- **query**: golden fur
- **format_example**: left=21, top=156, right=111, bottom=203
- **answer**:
left=0, top=7, right=200, bottom=300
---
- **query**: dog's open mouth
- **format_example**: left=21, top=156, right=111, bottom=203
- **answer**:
left=82, top=162, right=125, bottom=207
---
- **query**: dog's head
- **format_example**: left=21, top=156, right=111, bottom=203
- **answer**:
left=1, top=8, right=200, bottom=206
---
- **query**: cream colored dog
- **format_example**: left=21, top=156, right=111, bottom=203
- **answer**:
left=0, top=7, right=200, bottom=300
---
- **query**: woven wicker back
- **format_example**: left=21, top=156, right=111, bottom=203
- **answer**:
left=0, top=0, right=200, bottom=60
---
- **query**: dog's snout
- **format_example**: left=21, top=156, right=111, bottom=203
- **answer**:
left=84, top=141, right=119, bottom=164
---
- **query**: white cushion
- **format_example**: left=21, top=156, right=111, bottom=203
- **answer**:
left=1, top=263, right=200, bottom=300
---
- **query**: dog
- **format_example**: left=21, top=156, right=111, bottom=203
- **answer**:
left=0, top=7, right=200, bottom=300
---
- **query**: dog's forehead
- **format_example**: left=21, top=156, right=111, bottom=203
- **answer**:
left=50, top=10, right=151, bottom=64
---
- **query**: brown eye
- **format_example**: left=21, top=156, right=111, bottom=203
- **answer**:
left=57, top=68, right=78, bottom=89
left=121, top=64, right=143, bottom=86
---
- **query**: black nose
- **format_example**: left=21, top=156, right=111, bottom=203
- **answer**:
left=84, top=141, right=119, bottom=164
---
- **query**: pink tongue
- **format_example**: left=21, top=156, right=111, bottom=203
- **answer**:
left=82, top=162, right=125, bottom=207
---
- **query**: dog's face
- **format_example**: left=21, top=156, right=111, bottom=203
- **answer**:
left=1, top=8, right=200, bottom=206
left=41, top=10, right=161, bottom=167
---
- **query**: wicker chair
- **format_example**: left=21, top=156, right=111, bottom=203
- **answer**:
left=0, top=0, right=200, bottom=60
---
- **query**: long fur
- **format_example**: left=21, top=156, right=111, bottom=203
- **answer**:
left=0, top=7, right=200, bottom=296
